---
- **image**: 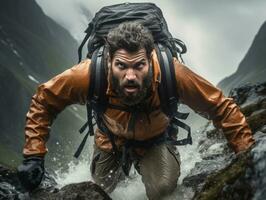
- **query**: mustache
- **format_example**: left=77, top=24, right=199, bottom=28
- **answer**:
left=121, top=80, right=140, bottom=88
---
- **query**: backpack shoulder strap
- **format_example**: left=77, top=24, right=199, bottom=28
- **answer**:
left=90, top=46, right=108, bottom=112
left=74, top=46, right=108, bottom=158
left=156, top=43, right=178, bottom=116
left=86, top=45, right=108, bottom=134
left=155, top=43, right=192, bottom=145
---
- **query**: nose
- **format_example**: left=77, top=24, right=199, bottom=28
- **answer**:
left=125, top=68, right=136, bottom=81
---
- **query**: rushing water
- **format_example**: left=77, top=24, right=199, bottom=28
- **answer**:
left=53, top=128, right=202, bottom=200
left=250, top=133, right=266, bottom=200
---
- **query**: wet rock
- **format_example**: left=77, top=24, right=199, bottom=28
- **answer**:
left=235, top=136, right=265, bottom=198
left=0, top=164, right=20, bottom=189
left=0, top=164, right=111, bottom=200
left=193, top=148, right=251, bottom=200
left=30, top=181, right=111, bottom=200
left=229, top=82, right=266, bottom=107
left=230, top=83, right=266, bottom=135
left=0, top=182, right=19, bottom=200
left=182, top=82, right=266, bottom=200
left=194, top=133, right=266, bottom=200
left=0, top=164, right=23, bottom=199
left=182, top=150, right=234, bottom=192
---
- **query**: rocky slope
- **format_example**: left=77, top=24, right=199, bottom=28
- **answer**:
left=0, top=164, right=111, bottom=200
left=0, top=0, right=86, bottom=168
left=218, top=21, right=266, bottom=95
left=183, top=82, right=266, bottom=200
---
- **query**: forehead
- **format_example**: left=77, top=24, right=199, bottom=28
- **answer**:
left=112, top=48, right=148, bottom=62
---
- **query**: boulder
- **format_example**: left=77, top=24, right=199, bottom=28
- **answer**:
left=0, top=164, right=111, bottom=200
left=182, top=82, right=266, bottom=200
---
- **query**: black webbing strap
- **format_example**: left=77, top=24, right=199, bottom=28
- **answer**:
left=169, top=116, right=192, bottom=145
left=87, top=46, right=103, bottom=135
left=159, top=43, right=175, bottom=106
left=174, top=111, right=189, bottom=120
left=76, top=46, right=118, bottom=158
left=79, top=122, right=88, bottom=134
left=74, top=103, right=96, bottom=158
left=156, top=44, right=168, bottom=114
left=74, top=132, right=90, bottom=158
left=78, top=120, right=96, bottom=135
left=156, top=43, right=178, bottom=116
left=172, top=38, right=186, bottom=64
left=94, top=46, right=104, bottom=102
left=78, top=24, right=94, bottom=62
left=156, top=43, right=192, bottom=146
left=78, top=33, right=89, bottom=63
left=76, top=47, right=100, bottom=134
left=74, top=46, right=105, bottom=158
left=120, top=125, right=191, bottom=175
left=121, top=145, right=131, bottom=176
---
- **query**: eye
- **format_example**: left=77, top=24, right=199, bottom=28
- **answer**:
left=115, top=62, right=126, bottom=69
left=135, top=62, right=146, bottom=69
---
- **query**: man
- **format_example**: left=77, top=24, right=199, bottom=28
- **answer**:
left=18, top=22, right=254, bottom=199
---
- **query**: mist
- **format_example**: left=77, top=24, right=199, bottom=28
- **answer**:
left=36, top=0, right=266, bottom=85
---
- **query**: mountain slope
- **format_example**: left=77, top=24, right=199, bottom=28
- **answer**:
left=0, top=0, right=86, bottom=167
left=218, top=21, right=266, bottom=95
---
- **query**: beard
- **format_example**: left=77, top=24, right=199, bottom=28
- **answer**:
left=111, top=67, right=153, bottom=106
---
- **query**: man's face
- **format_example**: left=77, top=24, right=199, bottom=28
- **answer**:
left=110, top=48, right=152, bottom=106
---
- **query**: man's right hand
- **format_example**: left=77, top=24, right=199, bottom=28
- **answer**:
left=17, top=156, right=44, bottom=191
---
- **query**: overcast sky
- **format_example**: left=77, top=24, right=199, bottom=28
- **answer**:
left=36, top=0, right=266, bottom=85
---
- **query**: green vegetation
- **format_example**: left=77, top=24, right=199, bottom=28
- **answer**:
left=194, top=152, right=250, bottom=200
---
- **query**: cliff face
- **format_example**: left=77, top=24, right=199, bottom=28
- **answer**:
left=218, top=21, right=266, bottom=95
left=183, top=82, right=266, bottom=200
left=0, top=0, right=86, bottom=167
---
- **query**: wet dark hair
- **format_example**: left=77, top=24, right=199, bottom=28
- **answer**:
left=106, top=21, right=154, bottom=59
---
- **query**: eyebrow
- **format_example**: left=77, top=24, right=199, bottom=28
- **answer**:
left=114, top=59, right=124, bottom=63
left=115, top=58, right=146, bottom=63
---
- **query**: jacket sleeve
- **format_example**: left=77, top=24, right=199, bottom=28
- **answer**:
left=173, top=58, right=255, bottom=153
left=23, top=59, right=91, bottom=157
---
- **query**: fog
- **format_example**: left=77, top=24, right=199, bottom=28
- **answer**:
left=37, top=0, right=266, bottom=85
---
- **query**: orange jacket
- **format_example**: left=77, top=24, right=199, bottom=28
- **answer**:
left=23, top=51, right=255, bottom=157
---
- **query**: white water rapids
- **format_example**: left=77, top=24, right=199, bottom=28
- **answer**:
left=53, top=127, right=202, bottom=200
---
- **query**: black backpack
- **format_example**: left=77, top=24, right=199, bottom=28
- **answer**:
left=74, top=3, right=192, bottom=163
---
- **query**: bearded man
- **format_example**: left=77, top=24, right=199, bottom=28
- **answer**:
left=18, top=22, right=254, bottom=199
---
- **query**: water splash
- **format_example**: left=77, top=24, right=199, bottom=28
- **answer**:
left=178, top=130, right=202, bottom=183
left=110, top=171, right=147, bottom=200
left=55, top=160, right=91, bottom=188
left=54, top=129, right=202, bottom=199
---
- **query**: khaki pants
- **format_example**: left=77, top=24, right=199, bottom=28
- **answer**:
left=90, top=143, right=181, bottom=200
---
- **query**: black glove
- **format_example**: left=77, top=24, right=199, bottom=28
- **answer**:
left=17, top=156, right=44, bottom=191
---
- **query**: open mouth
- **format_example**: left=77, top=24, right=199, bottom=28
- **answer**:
left=124, top=86, right=139, bottom=93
